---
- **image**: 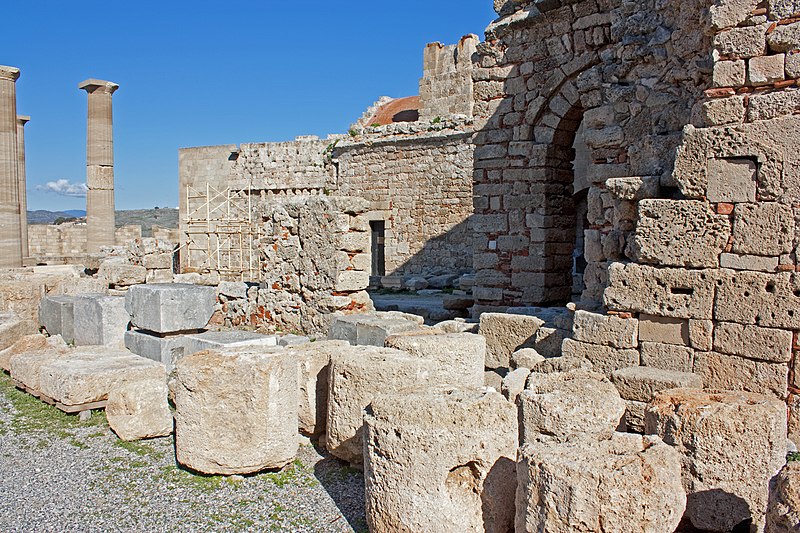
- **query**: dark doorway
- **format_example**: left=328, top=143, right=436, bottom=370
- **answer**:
left=370, top=220, right=385, bottom=277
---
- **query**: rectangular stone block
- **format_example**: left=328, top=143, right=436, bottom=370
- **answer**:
left=713, top=24, right=767, bottom=58
left=633, top=200, right=730, bottom=268
left=73, top=294, right=130, bottom=347
left=747, top=54, right=785, bottom=86
left=732, top=202, right=794, bottom=256
left=38, top=348, right=165, bottom=406
left=142, top=253, right=173, bottom=270
left=124, top=329, right=192, bottom=371
left=335, top=270, right=369, bottom=292
left=706, top=158, right=756, bottom=202
left=38, top=295, right=76, bottom=344
left=571, top=310, right=638, bottom=349
left=689, top=320, right=714, bottom=351
left=638, top=314, right=689, bottom=346
left=693, top=351, right=788, bottom=399
left=329, top=312, right=424, bottom=347
left=611, top=366, right=703, bottom=403
left=640, top=341, right=694, bottom=373
left=623, top=400, right=647, bottom=434
left=720, top=253, right=778, bottom=272
left=560, top=338, right=640, bottom=377
left=712, top=60, right=746, bottom=88
left=605, top=263, right=717, bottom=320
left=713, top=322, right=792, bottom=363
left=479, top=312, right=545, bottom=369
left=185, top=330, right=278, bottom=355
left=714, top=270, right=800, bottom=329
left=125, top=283, right=217, bottom=334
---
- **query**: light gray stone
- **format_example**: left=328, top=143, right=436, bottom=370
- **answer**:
left=384, top=331, right=485, bottom=388
left=73, top=294, right=130, bottom=347
left=516, top=433, right=686, bottom=533
left=125, top=283, right=217, bottom=334
left=732, top=202, right=794, bottom=256
left=713, top=24, right=768, bottom=58
left=8, top=335, right=70, bottom=391
left=38, top=347, right=165, bottom=406
left=98, top=262, right=147, bottom=287
left=713, top=60, right=747, bottom=87
left=640, top=341, right=695, bottom=372
left=530, top=354, right=593, bottom=374
left=106, top=377, right=173, bottom=441
left=748, top=54, right=786, bottom=86
left=501, top=367, right=530, bottom=403
left=174, top=348, right=298, bottom=475
left=713, top=322, right=793, bottom=363
left=184, top=330, right=278, bottom=355
left=707, top=157, right=757, bottom=202
left=38, top=295, right=76, bottom=344
left=720, top=252, right=779, bottom=272
left=646, top=388, right=787, bottom=532
left=0, top=312, right=37, bottom=353
left=364, top=389, right=517, bottom=533
left=124, top=329, right=192, bottom=372
left=510, top=347, right=545, bottom=369
left=329, top=312, right=424, bottom=347
left=766, top=461, right=800, bottom=533
left=694, top=350, right=788, bottom=398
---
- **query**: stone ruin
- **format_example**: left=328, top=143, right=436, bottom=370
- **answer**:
left=5, top=0, right=800, bottom=530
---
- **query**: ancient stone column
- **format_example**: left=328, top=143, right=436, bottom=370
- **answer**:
left=0, top=66, right=22, bottom=268
left=79, top=79, right=119, bottom=253
left=16, top=115, right=29, bottom=259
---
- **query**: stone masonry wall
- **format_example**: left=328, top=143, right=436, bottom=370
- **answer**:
left=333, top=122, right=475, bottom=277
left=419, top=35, right=478, bottom=121
left=28, top=223, right=143, bottom=262
left=471, top=0, right=713, bottom=312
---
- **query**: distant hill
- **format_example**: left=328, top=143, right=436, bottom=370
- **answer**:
left=28, top=208, right=178, bottom=238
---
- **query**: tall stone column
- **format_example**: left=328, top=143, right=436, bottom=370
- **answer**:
left=16, top=115, right=29, bottom=259
left=79, top=79, right=119, bottom=253
left=0, top=66, right=22, bottom=268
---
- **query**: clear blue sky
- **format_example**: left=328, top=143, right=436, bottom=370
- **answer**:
left=4, top=1, right=497, bottom=211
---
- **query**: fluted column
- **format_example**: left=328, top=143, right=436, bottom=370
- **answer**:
left=16, top=115, right=29, bottom=259
left=79, top=78, right=119, bottom=253
left=0, top=66, right=22, bottom=267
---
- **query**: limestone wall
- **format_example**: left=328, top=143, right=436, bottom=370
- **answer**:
left=27, top=223, right=143, bottom=262
left=419, top=35, right=478, bottom=121
left=470, top=0, right=714, bottom=311
left=334, top=125, right=474, bottom=277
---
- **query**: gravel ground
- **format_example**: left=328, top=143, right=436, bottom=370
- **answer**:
left=0, top=373, right=366, bottom=532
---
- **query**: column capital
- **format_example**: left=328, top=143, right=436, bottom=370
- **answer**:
left=0, top=65, right=20, bottom=82
left=78, top=78, right=119, bottom=95
left=16, top=115, right=30, bottom=125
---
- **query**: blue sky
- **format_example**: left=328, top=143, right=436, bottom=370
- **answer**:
left=5, top=1, right=497, bottom=211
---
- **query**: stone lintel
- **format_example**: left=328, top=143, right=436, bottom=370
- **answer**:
left=16, top=115, right=30, bottom=125
left=78, top=78, right=119, bottom=94
left=0, top=65, right=20, bottom=81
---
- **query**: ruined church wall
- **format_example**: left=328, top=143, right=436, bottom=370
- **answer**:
left=334, top=126, right=475, bottom=277
left=471, top=0, right=713, bottom=311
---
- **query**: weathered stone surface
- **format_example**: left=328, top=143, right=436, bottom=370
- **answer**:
left=174, top=349, right=298, bottom=475
left=501, top=367, right=530, bottom=403
left=646, top=388, right=787, bottom=532
left=713, top=322, right=792, bottom=363
left=638, top=314, right=689, bottom=346
left=184, top=330, right=278, bottom=354
left=124, top=329, right=192, bottom=372
left=605, top=262, right=717, bottom=319
left=329, top=312, right=424, bottom=347
left=38, top=295, right=76, bottom=343
left=604, top=176, right=659, bottom=201
left=106, top=377, right=172, bottom=441
left=713, top=24, right=767, bottom=58
left=98, top=261, right=147, bottom=287
left=633, top=200, right=730, bottom=268
left=384, top=331, right=484, bottom=387
left=125, top=283, right=217, bottom=334
left=623, top=400, right=647, bottom=433
left=694, top=350, right=788, bottom=398
left=720, top=252, right=779, bottom=272
left=38, top=348, right=165, bottom=406
left=520, top=369, right=625, bottom=443
left=73, top=294, right=130, bottom=347
left=749, top=54, right=787, bottom=85
left=707, top=157, right=757, bottom=202
left=769, top=0, right=800, bottom=18
left=560, top=338, right=639, bottom=377
left=640, top=341, right=695, bottom=372
left=766, top=461, right=800, bottom=533
left=327, top=346, right=435, bottom=464
left=8, top=335, right=70, bottom=390
left=364, top=389, right=517, bottom=533
left=516, top=433, right=686, bottom=533
left=432, top=319, right=479, bottom=334
left=712, top=59, right=746, bottom=87
left=530, top=354, right=593, bottom=374
left=484, top=368, right=505, bottom=390
left=510, top=347, right=544, bottom=369
left=732, top=202, right=794, bottom=256
left=709, top=0, right=759, bottom=30
left=689, top=320, right=714, bottom=351
left=479, top=312, right=543, bottom=368
left=571, top=310, right=638, bottom=348
left=714, top=270, right=800, bottom=329
left=611, top=366, right=702, bottom=403
left=285, top=340, right=350, bottom=437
